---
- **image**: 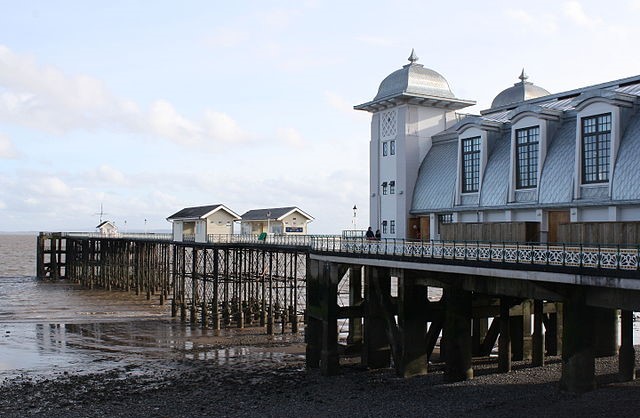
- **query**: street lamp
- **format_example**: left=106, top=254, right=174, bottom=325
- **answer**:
left=266, top=211, right=271, bottom=234
left=352, top=205, right=357, bottom=230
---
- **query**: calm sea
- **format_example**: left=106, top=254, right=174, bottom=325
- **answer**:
left=0, top=234, right=298, bottom=379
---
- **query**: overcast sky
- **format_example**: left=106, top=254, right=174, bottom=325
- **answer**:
left=1, top=0, right=640, bottom=233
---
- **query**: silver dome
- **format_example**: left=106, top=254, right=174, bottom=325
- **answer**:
left=373, top=50, right=455, bottom=101
left=491, top=70, right=550, bottom=109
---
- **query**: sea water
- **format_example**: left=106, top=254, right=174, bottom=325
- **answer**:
left=0, top=234, right=301, bottom=379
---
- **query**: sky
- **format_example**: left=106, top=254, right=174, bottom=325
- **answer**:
left=1, top=0, right=640, bottom=233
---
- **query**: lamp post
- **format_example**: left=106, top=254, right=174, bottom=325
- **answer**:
left=352, top=205, right=357, bottom=230
left=266, top=211, right=271, bottom=235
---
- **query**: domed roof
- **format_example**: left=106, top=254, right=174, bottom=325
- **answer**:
left=491, top=70, right=550, bottom=109
left=373, top=49, right=455, bottom=101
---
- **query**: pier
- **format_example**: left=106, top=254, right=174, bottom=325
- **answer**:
left=37, top=232, right=640, bottom=392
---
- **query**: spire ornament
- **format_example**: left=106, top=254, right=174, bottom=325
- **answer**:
left=408, top=49, right=419, bottom=64
left=519, top=68, right=529, bottom=83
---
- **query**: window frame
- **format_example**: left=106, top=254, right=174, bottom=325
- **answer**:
left=515, top=126, right=540, bottom=189
left=381, top=181, right=388, bottom=195
left=461, top=136, right=481, bottom=193
left=382, top=141, right=388, bottom=157
left=389, top=180, right=395, bottom=195
left=382, top=220, right=388, bottom=234
left=389, top=220, right=395, bottom=234
left=390, top=140, right=396, bottom=155
left=581, top=113, right=611, bottom=184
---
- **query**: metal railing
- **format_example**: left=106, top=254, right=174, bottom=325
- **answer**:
left=49, top=232, right=640, bottom=272
left=309, top=237, right=640, bottom=272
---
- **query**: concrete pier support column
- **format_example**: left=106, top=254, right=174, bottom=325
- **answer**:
left=397, top=271, right=429, bottom=378
left=532, top=299, right=545, bottom=367
left=443, top=288, right=473, bottom=382
left=498, top=297, right=512, bottom=373
left=305, top=258, right=322, bottom=369
left=593, top=307, right=618, bottom=357
left=319, top=261, right=340, bottom=376
left=347, top=266, right=363, bottom=349
left=619, top=310, right=636, bottom=382
left=521, top=300, right=533, bottom=361
left=560, top=291, right=595, bottom=392
left=363, top=266, right=391, bottom=369
left=472, top=317, right=489, bottom=357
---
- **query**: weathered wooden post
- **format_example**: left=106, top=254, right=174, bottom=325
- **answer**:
left=362, top=266, right=391, bottom=369
left=443, top=287, right=473, bottom=382
left=397, top=270, right=429, bottom=378
left=559, top=290, right=596, bottom=392
left=619, top=309, right=636, bottom=382
left=532, top=299, right=545, bottom=366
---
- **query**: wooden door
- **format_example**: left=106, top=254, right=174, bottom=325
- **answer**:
left=548, top=211, right=570, bottom=243
left=408, top=217, right=421, bottom=240
left=420, top=217, right=430, bottom=241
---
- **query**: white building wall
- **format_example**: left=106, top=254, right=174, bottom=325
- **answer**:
left=172, top=222, right=183, bottom=241
left=370, top=104, right=457, bottom=239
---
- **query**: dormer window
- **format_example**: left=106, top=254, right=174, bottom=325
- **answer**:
left=462, top=136, right=481, bottom=193
left=515, top=126, right=539, bottom=189
left=581, top=113, right=611, bottom=184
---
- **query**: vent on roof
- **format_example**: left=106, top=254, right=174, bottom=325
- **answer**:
left=619, top=80, right=640, bottom=88
left=556, top=93, right=580, bottom=101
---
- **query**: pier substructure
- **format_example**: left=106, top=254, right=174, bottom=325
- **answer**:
left=619, top=309, right=636, bottom=382
left=559, top=289, right=596, bottom=392
left=443, top=287, right=473, bottom=382
left=397, top=271, right=429, bottom=378
left=363, top=266, right=392, bottom=370
left=305, top=258, right=345, bottom=375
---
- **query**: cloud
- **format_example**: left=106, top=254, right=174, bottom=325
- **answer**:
left=202, top=110, right=250, bottom=143
left=89, top=164, right=129, bottom=186
left=0, top=45, right=253, bottom=149
left=27, top=176, right=74, bottom=198
left=277, top=127, right=305, bottom=148
left=562, top=1, right=602, bottom=28
left=504, top=9, right=558, bottom=33
left=324, top=91, right=353, bottom=114
left=0, top=132, right=18, bottom=158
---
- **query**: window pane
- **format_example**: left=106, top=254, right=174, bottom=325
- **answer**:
left=461, top=137, right=481, bottom=193
left=582, top=114, right=611, bottom=184
left=515, top=126, right=539, bottom=189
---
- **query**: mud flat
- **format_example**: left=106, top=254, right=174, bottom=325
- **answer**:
left=1, top=330, right=639, bottom=418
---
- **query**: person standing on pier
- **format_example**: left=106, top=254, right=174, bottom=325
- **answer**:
left=365, top=227, right=375, bottom=240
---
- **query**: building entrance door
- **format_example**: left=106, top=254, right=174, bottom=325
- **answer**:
left=548, top=210, right=570, bottom=243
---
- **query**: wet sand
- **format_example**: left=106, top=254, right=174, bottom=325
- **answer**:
left=1, top=334, right=640, bottom=418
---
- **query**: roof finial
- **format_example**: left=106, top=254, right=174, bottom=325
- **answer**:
left=519, top=68, right=529, bottom=83
left=408, top=48, right=419, bottom=64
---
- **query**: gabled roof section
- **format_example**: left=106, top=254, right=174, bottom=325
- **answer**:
left=96, top=220, right=116, bottom=229
left=411, top=140, right=457, bottom=213
left=241, top=207, right=314, bottom=222
left=167, top=204, right=241, bottom=221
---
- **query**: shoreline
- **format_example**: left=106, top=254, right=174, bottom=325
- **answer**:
left=2, top=331, right=640, bottom=418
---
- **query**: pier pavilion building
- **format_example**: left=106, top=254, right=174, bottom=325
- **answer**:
left=240, top=206, right=313, bottom=235
left=167, top=204, right=241, bottom=242
left=356, top=50, right=640, bottom=243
